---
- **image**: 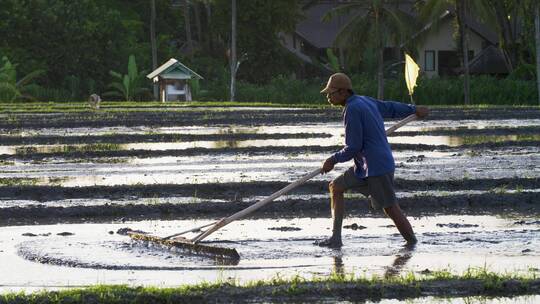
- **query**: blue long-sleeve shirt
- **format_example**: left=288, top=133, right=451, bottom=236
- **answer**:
left=332, top=95, right=416, bottom=178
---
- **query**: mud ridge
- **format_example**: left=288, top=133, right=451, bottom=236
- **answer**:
left=0, top=132, right=332, bottom=146
left=391, top=125, right=540, bottom=136
left=0, top=127, right=537, bottom=146
left=1, top=192, right=537, bottom=226
left=1, top=107, right=539, bottom=130
left=190, top=279, right=540, bottom=303
left=0, top=177, right=537, bottom=201
left=2, top=141, right=539, bottom=161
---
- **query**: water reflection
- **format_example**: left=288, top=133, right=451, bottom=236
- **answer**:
left=1, top=134, right=538, bottom=156
left=329, top=243, right=416, bottom=279
left=4, top=119, right=540, bottom=137
left=332, top=255, right=345, bottom=278
left=384, top=243, right=415, bottom=279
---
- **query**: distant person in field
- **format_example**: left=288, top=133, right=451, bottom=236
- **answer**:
left=316, top=73, right=429, bottom=248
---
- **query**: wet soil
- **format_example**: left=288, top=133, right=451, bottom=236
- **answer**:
left=2, top=126, right=539, bottom=147
left=0, top=107, right=539, bottom=130
left=2, top=141, right=540, bottom=161
left=0, top=132, right=332, bottom=146
left=1, top=177, right=537, bottom=201
left=0, top=190, right=538, bottom=226
left=0, top=106, right=538, bottom=294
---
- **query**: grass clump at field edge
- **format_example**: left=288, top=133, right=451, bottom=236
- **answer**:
left=1, top=267, right=538, bottom=303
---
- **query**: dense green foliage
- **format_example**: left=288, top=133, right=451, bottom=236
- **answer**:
left=0, top=56, right=44, bottom=101
left=0, top=0, right=303, bottom=101
left=212, top=0, right=302, bottom=83
left=104, top=55, right=149, bottom=101
left=195, top=74, right=538, bottom=105
left=0, top=0, right=538, bottom=105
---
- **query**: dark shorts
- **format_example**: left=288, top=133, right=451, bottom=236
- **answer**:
left=333, top=167, right=396, bottom=210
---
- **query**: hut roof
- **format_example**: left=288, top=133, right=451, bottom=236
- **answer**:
left=147, top=58, right=203, bottom=80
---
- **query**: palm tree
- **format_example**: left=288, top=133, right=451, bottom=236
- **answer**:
left=230, top=0, right=237, bottom=101
left=456, top=0, right=471, bottom=105
left=418, top=0, right=491, bottom=105
left=483, top=0, right=519, bottom=72
left=150, top=0, right=158, bottom=100
left=323, top=1, right=417, bottom=99
left=535, top=1, right=540, bottom=105
left=184, top=0, right=193, bottom=59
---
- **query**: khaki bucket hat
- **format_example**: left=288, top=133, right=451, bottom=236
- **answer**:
left=320, top=73, right=352, bottom=93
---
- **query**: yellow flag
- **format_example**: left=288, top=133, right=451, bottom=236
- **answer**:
left=404, top=53, right=419, bottom=97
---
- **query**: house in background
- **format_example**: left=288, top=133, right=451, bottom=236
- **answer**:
left=281, top=1, right=508, bottom=78
left=147, top=58, right=203, bottom=102
left=279, top=1, right=353, bottom=72
left=414, top=9, right=504, bottom=78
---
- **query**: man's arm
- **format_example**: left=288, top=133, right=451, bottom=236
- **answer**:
left=365, top=96, right=416, bottom=119
left=322, top=110, right=363, bottom=173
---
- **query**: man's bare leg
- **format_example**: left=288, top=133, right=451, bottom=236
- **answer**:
left=316, top=181, right=345, bottom=248
left=384, top=204, right=417, bottom=245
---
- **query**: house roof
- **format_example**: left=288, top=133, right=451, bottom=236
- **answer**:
left=296, top=2, right=354, bottom=49
left=469, top=45, right=509, bottom=74
left=146, top=58, right=203, bottom=80
left=298, top=2, right=499, bottom=50
left=410, top=8, right=498, bottom=45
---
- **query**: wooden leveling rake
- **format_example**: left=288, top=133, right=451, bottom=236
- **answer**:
left=129, top=114, right=418, bottom=261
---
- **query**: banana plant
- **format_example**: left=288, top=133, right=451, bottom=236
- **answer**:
left=0, top=56, right=43, bottom=102
left=104, top=55, right=148, bottom=101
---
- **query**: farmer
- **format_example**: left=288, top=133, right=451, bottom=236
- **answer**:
left=316, top=72, right=429, bottom=248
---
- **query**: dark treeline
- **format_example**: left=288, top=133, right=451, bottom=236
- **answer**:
left=0, top=0, right=302, bottom=101
left=0, top=0, right=539, bottom=105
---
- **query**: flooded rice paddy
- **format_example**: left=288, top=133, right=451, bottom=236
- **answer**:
left=0, top=106, right=539, bottom=299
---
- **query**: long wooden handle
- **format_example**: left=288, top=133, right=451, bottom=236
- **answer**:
left=385, top=114, right=417, bottom=135
left=191, top=168, right=321, bottom=243
left=163, top=221, right=218, bottom=240
left=191, top=113, right=418, bottom=243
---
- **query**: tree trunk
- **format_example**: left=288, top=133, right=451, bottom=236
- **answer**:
left=150, top=0, right=158, bottom=101
left=534, top=3, right=540, bottom=105
left=205, top=1, right=214, bottom=52
left=184, top=0, right=193, bottom=59
left=194, top=1, right=203, bottom=44
left=375, top=7, right=384, bottom=100
left=457, top=0, right=470, bottom=105
left=491, top=0, right=516, bottom=72
left=230, top=0, right=237, bottom=101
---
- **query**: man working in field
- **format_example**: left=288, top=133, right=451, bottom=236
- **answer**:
left=316, top=73, right=429, bottom=248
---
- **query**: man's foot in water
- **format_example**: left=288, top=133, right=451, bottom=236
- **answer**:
left=314, top=236, right=343, bottom=248
left=405, top=235, right=417, bottom=247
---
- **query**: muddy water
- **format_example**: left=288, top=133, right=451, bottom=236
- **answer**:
left=2, top=215, right=538, bottom=293
left=4, top=118, right=540, bottom=137
left=0, top=107, right=539, bottom=295
left=2, top=134, right=539, bottom=155
left=1, top=148, right=538, bottom=186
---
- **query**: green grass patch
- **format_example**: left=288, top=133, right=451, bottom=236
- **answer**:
left=0, top=267, right=537, bottom=303
left=0, top=160, right=15, bottom=166
left=0, top=101, right=538, bottom=114
left=15, top=143, right=122, bottom=155
left=0, top=177, right=40, bottom=186
left=0, top=101, right=330, bottom=113
left=459, top=134, right=540, bottom=145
